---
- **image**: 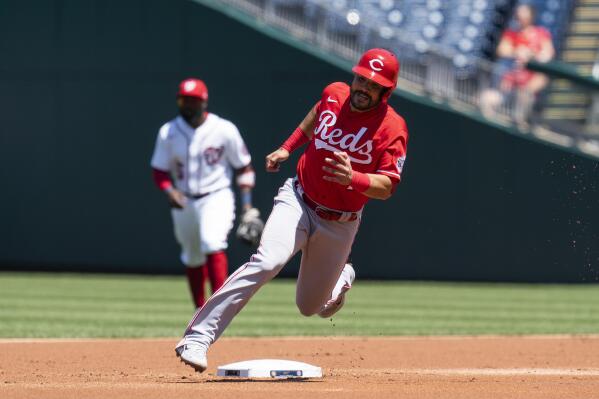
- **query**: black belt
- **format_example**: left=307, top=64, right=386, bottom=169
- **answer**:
left=186, top=192, right=210, bottom=200
left=185, top=187, right=227, bottom=200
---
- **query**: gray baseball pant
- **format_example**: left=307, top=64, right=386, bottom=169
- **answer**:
left=177, top=177, right=360, bottom=351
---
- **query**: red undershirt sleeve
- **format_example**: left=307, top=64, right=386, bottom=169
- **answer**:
left=152, top=168, right=173, bottom=191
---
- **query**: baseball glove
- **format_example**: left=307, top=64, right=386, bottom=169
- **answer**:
left=236, top=208, right=264, bottom=247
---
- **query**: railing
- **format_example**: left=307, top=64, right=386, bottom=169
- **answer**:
left=195, top=0, right=599, bottom=159
left=590, top=52, right=599, bottom=135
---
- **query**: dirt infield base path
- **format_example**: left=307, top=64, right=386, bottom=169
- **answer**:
left=1, top=336, right=599, bottom=399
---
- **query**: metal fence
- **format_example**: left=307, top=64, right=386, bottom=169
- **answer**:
left=198, top=0, right=599, bottom=158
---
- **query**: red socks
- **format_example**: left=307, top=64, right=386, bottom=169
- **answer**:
left=206, top=251, right=228, bottom=293
left=185, top=266, right=208, bottom=308
left=185, top=252, right=229, bottom=308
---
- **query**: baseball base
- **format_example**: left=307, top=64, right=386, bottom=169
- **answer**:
left=217, top=359, right=322, bottom=379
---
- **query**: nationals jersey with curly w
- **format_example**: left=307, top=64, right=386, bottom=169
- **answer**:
left=296, top=82, right=408, bottom=212
left=151, top=114, right=251, bottom=196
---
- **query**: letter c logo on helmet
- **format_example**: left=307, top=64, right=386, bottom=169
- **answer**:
left=369, top=59, right=384, bottom=72
left=352, top=48, right=399, bottom=90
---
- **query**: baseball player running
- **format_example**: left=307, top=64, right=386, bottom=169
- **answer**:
left=151, top=78, right=261, bottom=309
left=175, top=48, right=408, bottom=372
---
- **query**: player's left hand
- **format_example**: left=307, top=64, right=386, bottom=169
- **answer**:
left=322, top=151, right=352, bottom=186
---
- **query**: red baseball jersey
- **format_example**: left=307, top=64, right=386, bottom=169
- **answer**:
left=500, top=26, right=552, bottom=88
left=502, top=26, right=551, bottom=55
left=296, top=82, right=408, bottom=212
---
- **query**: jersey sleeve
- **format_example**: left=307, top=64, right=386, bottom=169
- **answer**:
left=150, top=125, right=171, bottom=171
left=375, top=131, right=408, bottom=184
left=320, top=82, right=347, bottom=104
left=537, top=26, right=552, bottom=41
left=501, top=29, right=517, bottom=45
left=225, top=122, right=252, bottom=169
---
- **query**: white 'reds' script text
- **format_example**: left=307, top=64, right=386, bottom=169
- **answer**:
left=313, top=110, right=373, bottom=164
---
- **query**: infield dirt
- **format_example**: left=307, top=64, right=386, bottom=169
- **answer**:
left=1, top=336, right=598, bottom=399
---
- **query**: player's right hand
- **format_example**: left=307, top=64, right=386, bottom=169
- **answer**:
left=265, top=148, right=290, bottom=172
left=166, top=188, right=187, bottom=209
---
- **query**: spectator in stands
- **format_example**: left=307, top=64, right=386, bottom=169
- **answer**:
left=481, top=4, right=555, bottom=126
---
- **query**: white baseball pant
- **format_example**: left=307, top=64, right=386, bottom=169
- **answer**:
left=171, top=187, right=235, bottom=266
left=178, top=178, right=360, bottom=350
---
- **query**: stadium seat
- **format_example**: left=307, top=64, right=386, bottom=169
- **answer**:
left=262, top=0, right=574, bottom=79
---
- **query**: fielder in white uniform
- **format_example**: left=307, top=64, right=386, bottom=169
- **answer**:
left=151, top=78, right=258, bottom=308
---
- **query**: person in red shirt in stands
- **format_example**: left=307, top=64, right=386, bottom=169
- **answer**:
left=481, top=4, right=555, bottom=125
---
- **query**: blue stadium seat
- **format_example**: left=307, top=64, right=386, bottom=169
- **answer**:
left=300, top=0, right=573, bottom=73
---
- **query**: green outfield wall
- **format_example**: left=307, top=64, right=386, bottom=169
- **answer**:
left=1, top=0, right=598, bottom=282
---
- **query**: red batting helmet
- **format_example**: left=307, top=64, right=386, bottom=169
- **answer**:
left=178, top=78, right=208, bottom=100
left=352, top=48, right=399, bottom=89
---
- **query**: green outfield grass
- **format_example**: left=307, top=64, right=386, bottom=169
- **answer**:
left=0, top=272, right=598, bottom=338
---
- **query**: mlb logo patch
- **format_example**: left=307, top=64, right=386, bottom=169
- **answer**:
left=396, top=156, right=406, bottom=173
